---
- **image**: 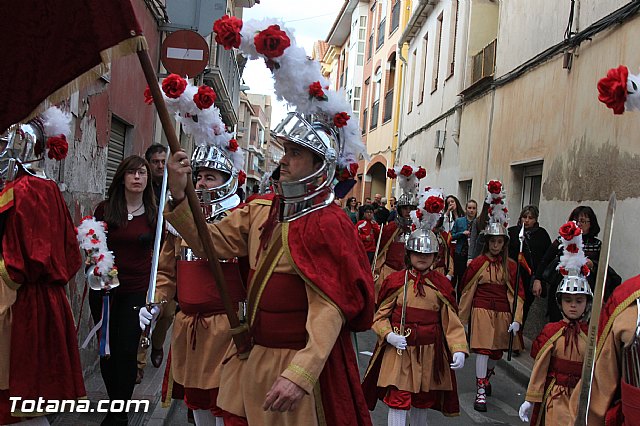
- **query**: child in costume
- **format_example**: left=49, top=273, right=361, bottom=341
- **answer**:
left=519, top=220, right=592, bottom=425
left=362, top=194, right=468, bottom=425
left=459, top=180, right=524, bottom=412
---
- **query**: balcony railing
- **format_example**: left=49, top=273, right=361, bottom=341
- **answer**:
left=471, top=39, right=496, bottom=85
left=368, top=33, right=374, bottom=60
left=383, top=89, right=393, bottom=122
left=370, top=101, right=379, bottom=130
left=205, top=45, right=241, bottom=124
left=377, top=18, right=386, bottom=49
left=391, top=1, right=400, bottom=34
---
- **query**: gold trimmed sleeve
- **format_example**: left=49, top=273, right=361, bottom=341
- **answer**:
left=372, top=288, right=401, bottom=340
left=525, top=333, right=556, bottom=403
left=441, top=299, right=469, bottom=355
left=0, top=257, right=20, bottom=291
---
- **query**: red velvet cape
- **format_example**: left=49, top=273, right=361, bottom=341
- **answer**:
left=361, top=269, right=461, bottom=415
left=285, top=202, right=374, bottom=425
left=0, top=174, right=84, bottom=424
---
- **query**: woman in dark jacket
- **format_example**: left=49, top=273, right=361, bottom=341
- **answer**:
left=532, top=205, right=621, bottom=322
left=507, top=206, right=551, bottom=347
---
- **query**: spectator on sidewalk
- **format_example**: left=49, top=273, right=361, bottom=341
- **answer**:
left=357, top=205, right=381, bottom=264
left=374, top=197, right=390, bottom=225
left=451, top=199, right=477, bottom=292
left=358, top=197, right=372, bottom=220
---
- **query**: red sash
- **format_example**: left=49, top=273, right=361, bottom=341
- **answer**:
left=176, top=260, right=246, bottom=315
left=385, top=242, right=406, bottom=271
left=548, top=356, right=582, bottom=389
left=621, top=380, right=640, bottom=425
left=473, top=283, right=510, bottom=313
left=250, top=271, right=308, bottom=350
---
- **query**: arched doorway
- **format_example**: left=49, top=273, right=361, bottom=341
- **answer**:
left=366, top=160, right=387, bottom=201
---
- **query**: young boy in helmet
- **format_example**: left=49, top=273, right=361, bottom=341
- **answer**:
left=362, top=202, right=468, bottom=426
left=518, top=221, right=591, bottom=425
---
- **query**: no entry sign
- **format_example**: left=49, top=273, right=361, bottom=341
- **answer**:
left=161, top=30, right=210, bottom=78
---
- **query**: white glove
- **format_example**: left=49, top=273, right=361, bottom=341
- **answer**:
left=508, top=321, right=521, bottom=335
left=450, top=352, right=465, bottom=370
left=139, top=306, right=160, bottom=331
left=86, top=268, right=102, bottom=290
left=386, top=332, right=407, bottom=350
left=519, top=401, right=533, bottom=422
left=446, top=274, right=453, bottom=281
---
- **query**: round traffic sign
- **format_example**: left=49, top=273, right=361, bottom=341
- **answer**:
left=161, top=30, right=210, bottom=78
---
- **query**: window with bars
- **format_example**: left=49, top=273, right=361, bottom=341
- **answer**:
left=106, top=116, right=128, bottom=191
left=368, top=32, right=374, bottom=60
left=391, top=1, right=400, bottom=34
left=431, top=13, right=443, bottom=92
left=377, top=18, right=386, bottom=49
left=447, top=0, right=459, bottom=78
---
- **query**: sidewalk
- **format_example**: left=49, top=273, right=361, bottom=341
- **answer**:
left=496, top=335, right=534, bottom=389
left=49, top=333, right=172, bottom=426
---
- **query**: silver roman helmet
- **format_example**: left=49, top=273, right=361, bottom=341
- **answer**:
left=0, top=118, right=46, bottom=181
left=556, top=268, right=593, bottom=319
left=191, top=144, right=240, bottom=220
left=485, top=222, right=509, bottom=239
left=405, top=228, right=439, bottom=254
left=271, top=112, right=337, bottom=222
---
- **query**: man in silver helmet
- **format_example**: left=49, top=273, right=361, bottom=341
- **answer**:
left=164, top=113, right=374, bottom=425
left=0, top=114, right=85, bottom=425
left=140, top=144, right=245, bottom=426
left=373, top=190, right=419, bottom=301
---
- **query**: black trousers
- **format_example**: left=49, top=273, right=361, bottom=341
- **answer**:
left=89, top=289, right=146, bottom=405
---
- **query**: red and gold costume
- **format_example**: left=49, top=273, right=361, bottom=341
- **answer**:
left=0, top=174, right=85, bottom=424
left=165, top=194, right=374, bottom=426
left=569, top=275, right=640, bottom=425
left=362, top=269, right=467, bottom=415
left=433, top=231, right=454, bottom=279
left=459, top=255, right=524, bottom=355
left=356, top=217, right=380, bottom=253
left=156, top=231, right=246, bottom=415
left=374, top=221, right=408, bottom=299
left=526, top=320, right=587, bottom=425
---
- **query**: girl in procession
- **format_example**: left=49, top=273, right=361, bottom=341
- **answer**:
left=459, top=181, right=524, bottom=412
left=362, top=190, right=468, bottom=425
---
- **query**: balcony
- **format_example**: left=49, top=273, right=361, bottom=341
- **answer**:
left=383, top=89, right=393, bottom=123
left=391, top=1, right=400, bottom=34
left=204, top=45, right=241, bottom=125
left=471, top=39, right=496, bottom=86
left=370, top=101, right=379, bottom=130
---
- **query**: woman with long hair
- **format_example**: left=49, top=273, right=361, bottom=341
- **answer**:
left=443, top=195, right=464, bottom=233
left=343, top=196, right=359, bottom=225
left=89, top=155, right=157, bottom=426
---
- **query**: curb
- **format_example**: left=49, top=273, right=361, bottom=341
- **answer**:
left=496, top=336, right=534, bottom=388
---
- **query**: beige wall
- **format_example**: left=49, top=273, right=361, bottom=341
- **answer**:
left=460, top=14, right=640, bottom=279
left=467, top=0, right=498, bottom=56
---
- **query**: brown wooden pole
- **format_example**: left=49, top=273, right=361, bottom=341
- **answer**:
left=137, top=48, right=251, bottom=358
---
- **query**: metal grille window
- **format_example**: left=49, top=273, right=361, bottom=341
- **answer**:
left=362, top=108, right=368, bottom=135
left=370, top=101, right=379, bottom=129
left=391, top=1, right=400, bottom=33
left=368, top=33, right=374, bottom=60
left=106, top=117, right=127, bottom=191
left=377, top=18, right=386, bottom=49
left=383, top=89, right=393, bottom=122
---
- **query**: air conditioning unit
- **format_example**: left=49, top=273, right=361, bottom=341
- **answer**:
left=434, top=130, right=445, bottom=150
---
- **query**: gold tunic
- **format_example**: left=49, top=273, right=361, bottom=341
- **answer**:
left=526, top=322, right=587, bottom=426
left=372, top=277, right=468, bottom=393
left=165, top=198, right=344, bottom=425
left=459, top=260, right=523, bottom=351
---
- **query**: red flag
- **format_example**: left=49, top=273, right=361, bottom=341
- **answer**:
left=0, top=0, right=144, bottom=133
left=518, top=252, right=532, bottom=275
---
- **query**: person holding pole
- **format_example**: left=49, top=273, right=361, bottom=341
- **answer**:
left=362, top=190, right=467, bottom=426
left=140, top=143, right=246, bottom=426
left=518, top=221, right=591, bottom=425
left=459, top=180, right=524, bottom=412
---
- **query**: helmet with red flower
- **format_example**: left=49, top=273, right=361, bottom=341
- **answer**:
left=597, top=65, right=640, bottom=115
left=0, top=106, right=71, bottom=181
left=387, top=163, right=427, bottom=229
left=211, top=16, right=366, bottom=221
left=146, top=74, right=245, bottom=221
left=555, top=220, right=593, bottom=319
left=484, top=179, right=509, bottom=239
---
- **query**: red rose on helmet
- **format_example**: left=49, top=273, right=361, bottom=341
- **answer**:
left=349, top=162, right=358, bottom=177
left=162, top=74, right=187, bottom=99
left=143, top=86, right=153, bottom=105
left=228, top=138, right=238, bottom=152
left=333, top=112, right=350, bottom=128
left=46, top=135, right=68, bottom=160
left=565, top=243, right=579, bottom=254
left=487, top=180, right=502, bottom=194
left=559, top=221, right=581, bottom=240
left=400, top=165, right=413, bottom=177
left=581, top=264, right=590, bottom=277
left=254, top=25, right=291, bottom=59
left=559, top=266, right=569, bottom=276
left=424, top=196, right=444, bottom=214
left=193, top=85, right=217, bottom=110
left=415, top=209, right=423, bottom=220
left=338, top=167, right=350, bottom=181
left=213, top=15, right=243, bottom=50
left=238, top=170, right=246, bottom=185
left=598, top=65, right=628, bottom=115
left=415, top=167, right=426, bottom=179
left=308, top=81, right=326, bottom=100
left=387, top=168, right=397, bottom=179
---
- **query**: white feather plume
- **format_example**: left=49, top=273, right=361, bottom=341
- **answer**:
left=41, top=106, right=71, bottom=137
